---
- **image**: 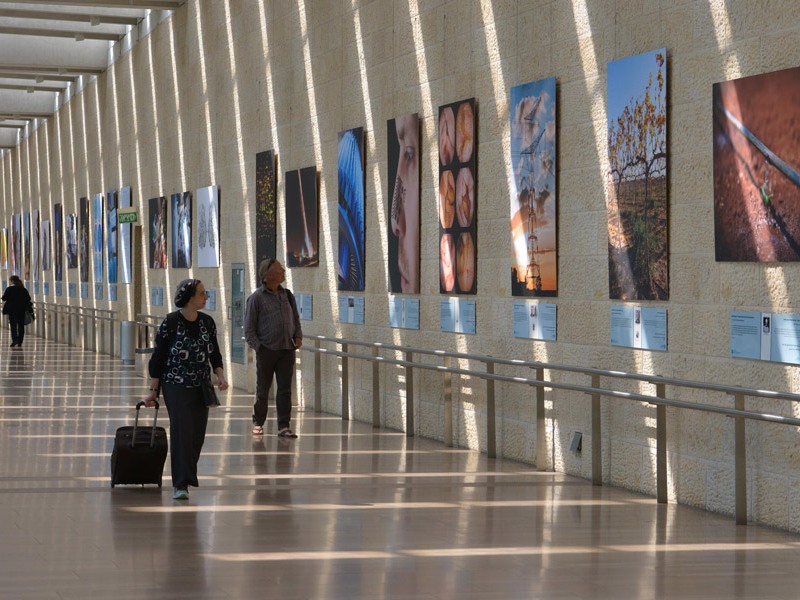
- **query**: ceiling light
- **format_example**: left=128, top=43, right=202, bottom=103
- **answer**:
left=75, top=33, right=85, bottom=42
left=90, top=16, right=100, bottom=26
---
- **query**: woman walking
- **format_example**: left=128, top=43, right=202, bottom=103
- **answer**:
left=145, top=279, right=228, bottom=500
left=1, top=275, right=32, bottom=348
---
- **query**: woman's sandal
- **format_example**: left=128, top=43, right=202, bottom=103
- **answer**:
left=252, top=424, right=264, bottom=435
left=277, top=428, right=298, bottom=438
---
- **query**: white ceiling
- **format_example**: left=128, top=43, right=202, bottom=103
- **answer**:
left=0, top=0, right=183, bottom=153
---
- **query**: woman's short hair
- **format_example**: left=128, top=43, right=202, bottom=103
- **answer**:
left=174, top=278, right=200, bottom=308
left=258, top=258, right=277, bottom=283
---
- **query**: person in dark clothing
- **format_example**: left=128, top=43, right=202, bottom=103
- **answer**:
left=244, top=258, right=303, bottom=438
left=1, top=275, right=32, bottom=348
left=145, top=278, right=228, bottom=500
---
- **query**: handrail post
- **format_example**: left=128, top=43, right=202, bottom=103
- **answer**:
left=83, top=312, right=89, bottom=349
left=535, top=366, right=547, bottom=471
left=314, top=338, right=321, bottom=413
left=656, top=382, right=667, bottom=504
left=592, top=373, right=602, bottom=486
left=110, top=314, right=116, bottom=357
left=486, top=361, right=496, bottom=458
left=372, top=346, right=380, bottom=427
left=734, top=392, right=747, bottom=525
left=444, top=356, right=453, bottom=447
left=405, top=351, right=414, bottom=437
left=341, top=343, right=349, bottom=421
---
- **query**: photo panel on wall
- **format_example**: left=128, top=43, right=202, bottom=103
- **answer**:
left=93, top=193, right=103, bottom=283
left=148, top=196, right=167, bottom=269
left=0, top=227, right=7, bottom=270
left=106, top=191, right=117, bottom=284
left=119, top=186, right=132, bottom=284
left=438, top=98, right=477, bottom=295
left=66, top=212, right=77, bottom=270
left=510, top=78, right=558, bottom=298
left=79, top=197, right=90, bottom=282
left=285, top=166, right=319, bottom=268
left=54, top=203, right=63, bottom=282
left=713, top=65, right=800, bottom=262
left=607, top=49, right=668, bottom=301
left=388, top=113, right=420, bottom=294
left=196, top=185, right=220, bottom=268
left=255, top=150, right=277, bottom=265
left=171, top=191, right=192, bottom=269
left=31, top=209, right=39, bottom=283
left=338, top=127, right=365, bottom=291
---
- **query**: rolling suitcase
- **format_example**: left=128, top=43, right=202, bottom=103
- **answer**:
left=111, top=400, right=168, bottom=488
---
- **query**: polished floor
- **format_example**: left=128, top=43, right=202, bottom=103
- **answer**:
left=3, top=333, right=800, bottom=599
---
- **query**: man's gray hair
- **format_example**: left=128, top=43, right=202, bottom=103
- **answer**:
left=259, top=258, right=277, bottom=283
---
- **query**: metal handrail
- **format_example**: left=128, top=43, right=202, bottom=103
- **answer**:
left=305, top=334, right=800, bottom=403
left=134, top=314, right=161, bottom=348
left=303, top=333, right=800, bottom=526
left=34, top=302, right=118, bottom=354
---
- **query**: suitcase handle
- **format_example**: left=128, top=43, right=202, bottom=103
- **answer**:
left=132, top=399, right=161, bottom=449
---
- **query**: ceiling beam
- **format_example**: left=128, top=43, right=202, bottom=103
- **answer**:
left=0, top=1, right=183, bottom=10
left=0, top=25, right=120, bottom=40
left=0, top=83, right=64, bottom=93
left=0, top=63, right=105, bottom=76
left=0, top=111, right=49, bottom=119
left=0, top=8, right=139, bottom=26
left=0, top=72, right=76, bottom=82
left=0, top=123, right=25, bottom=128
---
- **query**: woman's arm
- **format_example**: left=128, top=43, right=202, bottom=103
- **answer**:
left=145, top=318, right=170, bottom=406
left=206, top=316, right=228, bottom=390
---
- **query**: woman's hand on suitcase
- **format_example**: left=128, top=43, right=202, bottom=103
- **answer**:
left=144, top=389, right=158, bottom=408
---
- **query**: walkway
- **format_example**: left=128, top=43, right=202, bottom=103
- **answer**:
left=1, top=331, right=800, bottom=599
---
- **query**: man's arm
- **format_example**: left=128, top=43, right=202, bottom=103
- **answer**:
left=243, top=292, right=261, bottom=350
left=288, top=290, right=303, bottom=348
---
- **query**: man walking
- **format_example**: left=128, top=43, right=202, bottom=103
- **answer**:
left=244, top=258, right=303, bottom=437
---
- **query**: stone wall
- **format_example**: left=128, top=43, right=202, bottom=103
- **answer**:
left=3, top=0, right=800, bottom=530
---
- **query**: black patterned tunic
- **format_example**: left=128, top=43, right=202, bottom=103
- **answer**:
left=148, top=311, right=224, bottom=387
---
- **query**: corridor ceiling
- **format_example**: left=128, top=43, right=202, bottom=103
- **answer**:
left=0, top=0, right=183, bottom=152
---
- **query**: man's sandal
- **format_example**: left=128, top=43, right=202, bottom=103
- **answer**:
left=277, top=428, right=298, bottom=438
left=252, top=424, right=264, bottom=435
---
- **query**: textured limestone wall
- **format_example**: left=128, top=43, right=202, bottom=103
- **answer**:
left=3, top=0, right=800, bottom=530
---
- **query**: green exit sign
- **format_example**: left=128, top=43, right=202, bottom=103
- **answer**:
left=118, top=209, right=138, bottom=224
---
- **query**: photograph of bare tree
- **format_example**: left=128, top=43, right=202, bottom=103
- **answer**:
left=607, top=49, right=668, bottom=300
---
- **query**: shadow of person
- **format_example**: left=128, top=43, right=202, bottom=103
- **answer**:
left=162, top=508, right=210, bottom=596
left=7, top=347, right=27, bottom=371
left=247, top=437, right=297, bottom=550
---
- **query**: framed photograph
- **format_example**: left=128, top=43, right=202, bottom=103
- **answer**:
left=54, top=203, right=63, bottom=281
left=387, top=113, right=420, bottom=293
left=148, top=196, right=167, bottom=269
left=79, top=197, right=90, bottom=282
left=510, top=78, right=557, bottom=297
left=337, top=127, right=365, bottom=291
left=107, top=190, right=118, bottom=283
left=171, top=191, right=192, bottom=268
left=93, top=193, right=103, bottom=283
left=438, top=98, right=477, bottom=294
left=285, top=166, right=319, bottom=267
left=256, top=150, right=277, bottom=264
left=196, top=185, right=219, bottom=267
left=607, top=49, right=668, bottom=300
left=713, top=66, right=800, bottom=261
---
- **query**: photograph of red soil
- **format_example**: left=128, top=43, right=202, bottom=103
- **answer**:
left=714, top=67, right=800, bottom=262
